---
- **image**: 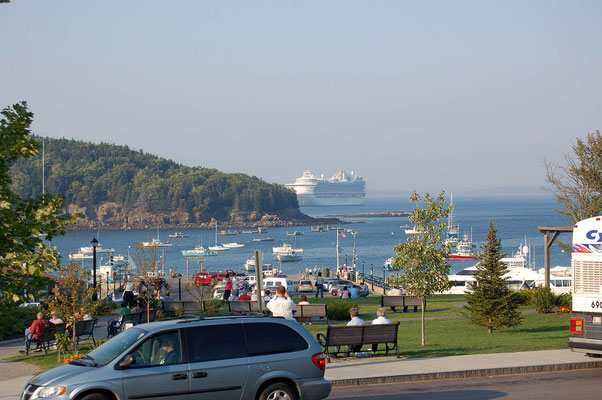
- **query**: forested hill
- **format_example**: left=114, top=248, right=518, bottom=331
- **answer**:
left=8, top=137, right=320, bottom=230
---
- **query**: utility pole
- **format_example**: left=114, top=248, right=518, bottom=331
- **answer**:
left=254, top=250, right=264, bottom=313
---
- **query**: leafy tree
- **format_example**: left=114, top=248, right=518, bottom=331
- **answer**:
left=463, top=221, right=522, bottom=333
left=388, top=191, right=452, bottom=346
left=48, top=262, right=99, bottom=351
left=0, top=102, right=74, bottom=309
left=132, top=240, right=161, bottom=323
left=545, top=130, right=602, bottom=223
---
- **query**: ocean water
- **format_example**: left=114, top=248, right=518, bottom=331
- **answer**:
left=50, top=195, right=572, bottom=277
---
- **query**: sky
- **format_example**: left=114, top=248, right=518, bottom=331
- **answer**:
left=1, top=1, right=601, bottom=196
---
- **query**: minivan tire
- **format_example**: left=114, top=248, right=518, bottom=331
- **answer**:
left=80, top=393, right=110, bottom=400
left=259, top=382, right=297, bottom=400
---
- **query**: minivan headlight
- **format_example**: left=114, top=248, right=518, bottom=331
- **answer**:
left=37, top=386, right=66, bottom=398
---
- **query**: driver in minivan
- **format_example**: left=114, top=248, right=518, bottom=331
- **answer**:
left=158, top=336, right=180, bottom=365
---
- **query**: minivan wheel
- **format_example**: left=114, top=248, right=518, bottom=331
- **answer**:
left=80, top=393, right=110, bottom=400
left=259, top=383, right=297, bottom=400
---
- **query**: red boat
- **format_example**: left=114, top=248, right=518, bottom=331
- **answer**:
left=449, top=234, right=479, bottom=261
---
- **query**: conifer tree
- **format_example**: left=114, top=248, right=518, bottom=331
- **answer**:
left=463, top=221, right=522, bottom=333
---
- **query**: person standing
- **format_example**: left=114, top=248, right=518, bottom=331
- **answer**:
left=123, top=280, right=135, bottom=307
left=267, top=285, right=297, bottom=319
left=223, top=275, right=233, bottom=300
left=371, top=307, right=392, bottom=353
left=315, top=272, right=324, bottom=298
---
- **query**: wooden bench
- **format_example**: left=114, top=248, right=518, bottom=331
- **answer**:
left=293, top=304, right=328, bottom=323
left=317, top=322, right=400, bottom=362
left=381, top=295, right=425, bottom=313
left=227, top=301, right=265, bottom=314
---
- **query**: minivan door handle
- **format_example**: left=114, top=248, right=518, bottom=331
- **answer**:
left=172, top=373, right=187, bottom=380
left=192, top=372, right=207, bottom=379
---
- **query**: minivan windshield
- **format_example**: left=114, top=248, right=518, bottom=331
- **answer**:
left=87, top=328, right=147, bottom=366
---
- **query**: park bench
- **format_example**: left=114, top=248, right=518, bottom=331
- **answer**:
left=293, top=304, right=328, bottom=324
left=121, top=309, right=157, bottom=325
left=317, top=322, right=400, bottom=362
left=381, top=295, right=425, bottom=313
left=25, top=324, right=55, bottom=355
left=73, top=319, right=97, bottom=346
left=227, top=301, right=265, bottom=314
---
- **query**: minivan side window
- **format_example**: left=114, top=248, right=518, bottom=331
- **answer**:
left=185, top=324, right=246, bottom=362
left=130, top=331, right=183, bottom=367
left=244, top=322, right=308, bottom=356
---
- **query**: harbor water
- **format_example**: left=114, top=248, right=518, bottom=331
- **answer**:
left=51, top=195, right=571, bottom=277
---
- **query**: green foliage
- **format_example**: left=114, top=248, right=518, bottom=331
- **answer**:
left=95, top=300, right=117, bottom=316
left=327, top=301, right=359, bottom=321
left=0, top=102, right=75, bottom=309
left=48, top=262, right=101, bottom=349
left=0, top=306, right=39, bottom=340
left=533, top=287, right=556, bottom=314
left=203, top=299, right=222, bottom=316
left=545, top=130, right=602, bottom=223
left=8, top=136, right=298, bottom=221
left=555, top=292, right=572, bottom=308
left=464, top=221, right=523, bottom=333
left=513, top=289, right=534, bottom=306
left=388, top=191, right=452, bottom=346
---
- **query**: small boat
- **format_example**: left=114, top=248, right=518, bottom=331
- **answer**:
left=141, top=238, right=172, bottom=248
left=384, top=257, right=395, bottom=270
left=208, top=245, right=229, bottom=252
left=222, top=242, right=245, bottom=249
left=69, top=244, right=115, bottom=260
left=242, top=230, right=258, bottom=234
left=258, top=227, right=268, bottom=233
left=404, top=226, right=422, bottom=235
left=182, top=245, right=218, bottom=256
left=399, top=224, right=410, bottom=229
left=273, top=243, right=304, bottom=254
left=168, top=232, right=189, bottom=238
left=253, top=237, right=275, bottom=242
left=244, top=258, right=273, bottom=273
left=311, top=225, right=324, bottom=232
left=286, top=231, right=304, bottom=236
left=276, top=249, right=303, bottom=262
left=218, top=230, right=237, bottom=236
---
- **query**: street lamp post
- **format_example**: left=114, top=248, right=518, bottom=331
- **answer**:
left=91, top=237, right=98, bottom=301
left=362, top=261, right=365, bottom=281
left=370, top=263, right=374, bottom=290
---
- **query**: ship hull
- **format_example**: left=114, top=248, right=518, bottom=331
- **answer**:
left=297, top=194, right=366, bottom=207
left=450, top=254, right=477, bottom=260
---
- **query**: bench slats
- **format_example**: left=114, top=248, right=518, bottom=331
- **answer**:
left=320, top=322, right=400, bottom=362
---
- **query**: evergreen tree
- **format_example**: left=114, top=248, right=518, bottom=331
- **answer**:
left=463, top=221, right=522, bottom=333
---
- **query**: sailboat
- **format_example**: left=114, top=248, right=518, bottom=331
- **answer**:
left=208, top=223, right=228, bottom=251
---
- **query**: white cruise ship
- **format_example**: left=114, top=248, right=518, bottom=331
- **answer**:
left=286, top=170, right=366, bottom=206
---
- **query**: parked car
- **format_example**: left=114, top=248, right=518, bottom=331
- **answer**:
left=298, top=279, right=314, bottom=292
left=194, top=272, right=212, bottom=285
left=263, top=277, right=297, bottom=293
left=325, top=279, right=352, bottom=292
left=22, top=316, right=331, bottom=400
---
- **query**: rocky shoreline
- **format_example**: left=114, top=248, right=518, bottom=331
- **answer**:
left=66, top=203, right=345, bottom=231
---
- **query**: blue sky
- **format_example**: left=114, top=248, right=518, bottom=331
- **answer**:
left=1, top=1, right=601, bottom=195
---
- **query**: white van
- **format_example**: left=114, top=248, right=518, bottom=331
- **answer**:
left=263, top=277, right=297, bottom=292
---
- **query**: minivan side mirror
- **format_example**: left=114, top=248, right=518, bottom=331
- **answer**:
left=118, top=355, right=136, bottom=369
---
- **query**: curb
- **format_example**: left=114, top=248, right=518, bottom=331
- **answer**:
left=329, top=361, right=602, bottom=387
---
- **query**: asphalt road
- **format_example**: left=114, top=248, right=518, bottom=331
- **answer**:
left=328, top=368, right=602, bottom=400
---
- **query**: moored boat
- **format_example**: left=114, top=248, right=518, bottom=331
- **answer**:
left=223, top=242, right=245, bottom=249
left=181, top=245, right=218, bottom=256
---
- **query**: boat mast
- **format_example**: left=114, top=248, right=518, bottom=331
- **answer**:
left=42, top=140, right=45, bottom=196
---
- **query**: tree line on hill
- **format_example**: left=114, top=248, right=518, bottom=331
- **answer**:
left=9, top=137, right=299, bottom=221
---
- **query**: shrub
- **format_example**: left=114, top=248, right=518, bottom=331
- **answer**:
left=326, top=301, right=359, bottom=321
left=0, top=307, right=39, bottom=340
left=203, top=300, right=222, bottom=316
left=95, top=300, right=117, bottom=316
left=555, top=292, right=572, bottom=308
left=513, top=289, right=534, bottom=305
left=533, top=287, right=556, bottom=313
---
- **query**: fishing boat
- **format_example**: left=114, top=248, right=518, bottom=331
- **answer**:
left=276, top=249, right=303, bottom=262
left=218, top=230, right=237, bottom=236
left=141, top=237, right=172, bottom=248
left=168, top=232, right=189, bottom=238
left=69, top=244, right=115, bottom=260
left=404, top=226, right=422, bottom=235
left=253, top=237, right=275, bottom=242
left=286, top=231, right=304, bottom=236
left=273, top=243, right=304, bottom=254
left=449, top=231, right=478, bottom=260
left=244, top=258, right=273, bottom=273
left=181, top=245, right=218, bottom=256
left=223, top=242, right=245, bottom=249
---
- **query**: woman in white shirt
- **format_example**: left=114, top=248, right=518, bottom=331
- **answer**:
left=371, top=307, right=392, bottom=353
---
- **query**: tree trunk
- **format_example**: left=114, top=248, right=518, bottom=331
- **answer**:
left=421, top=298, right=426, bottom=347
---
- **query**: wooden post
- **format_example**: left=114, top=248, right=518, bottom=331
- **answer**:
left=544, top=231, right=550, bottom=289
left=255, top=250, right=264, bottom=313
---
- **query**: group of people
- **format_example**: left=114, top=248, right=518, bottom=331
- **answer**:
left=20, top=309, right=93, bottom=353
left=226, top=287, right=272, bottom=302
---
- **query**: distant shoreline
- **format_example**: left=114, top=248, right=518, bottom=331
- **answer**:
left=325, top=211, right=411, bottom=218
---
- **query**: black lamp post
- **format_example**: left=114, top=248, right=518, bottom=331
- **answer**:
left=91, top=237, right=98, bottom=300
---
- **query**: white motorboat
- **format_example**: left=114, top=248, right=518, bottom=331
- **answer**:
left=243, top=258, right=273, bottom=273
left=273, top=243, right=304, bottom=254
left=69, top=244, right=115, bottom=260
left=276, top=249, right=303, bottom=262
left=208, top=245, right=229, bottom=252
left=141, top=238, right=172, bottom=248
left=404, top=226, right=422, bottom=235
left=223, top=242, right=245, bottom=249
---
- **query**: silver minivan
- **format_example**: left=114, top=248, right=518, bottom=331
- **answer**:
left=21, top=316, right=331, bottom=400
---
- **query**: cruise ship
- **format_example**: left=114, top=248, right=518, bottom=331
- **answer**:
left=286, top=170, right=366, bottom=206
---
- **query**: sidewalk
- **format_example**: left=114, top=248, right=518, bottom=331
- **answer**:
left=324, top=349, right=602, bottom=386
